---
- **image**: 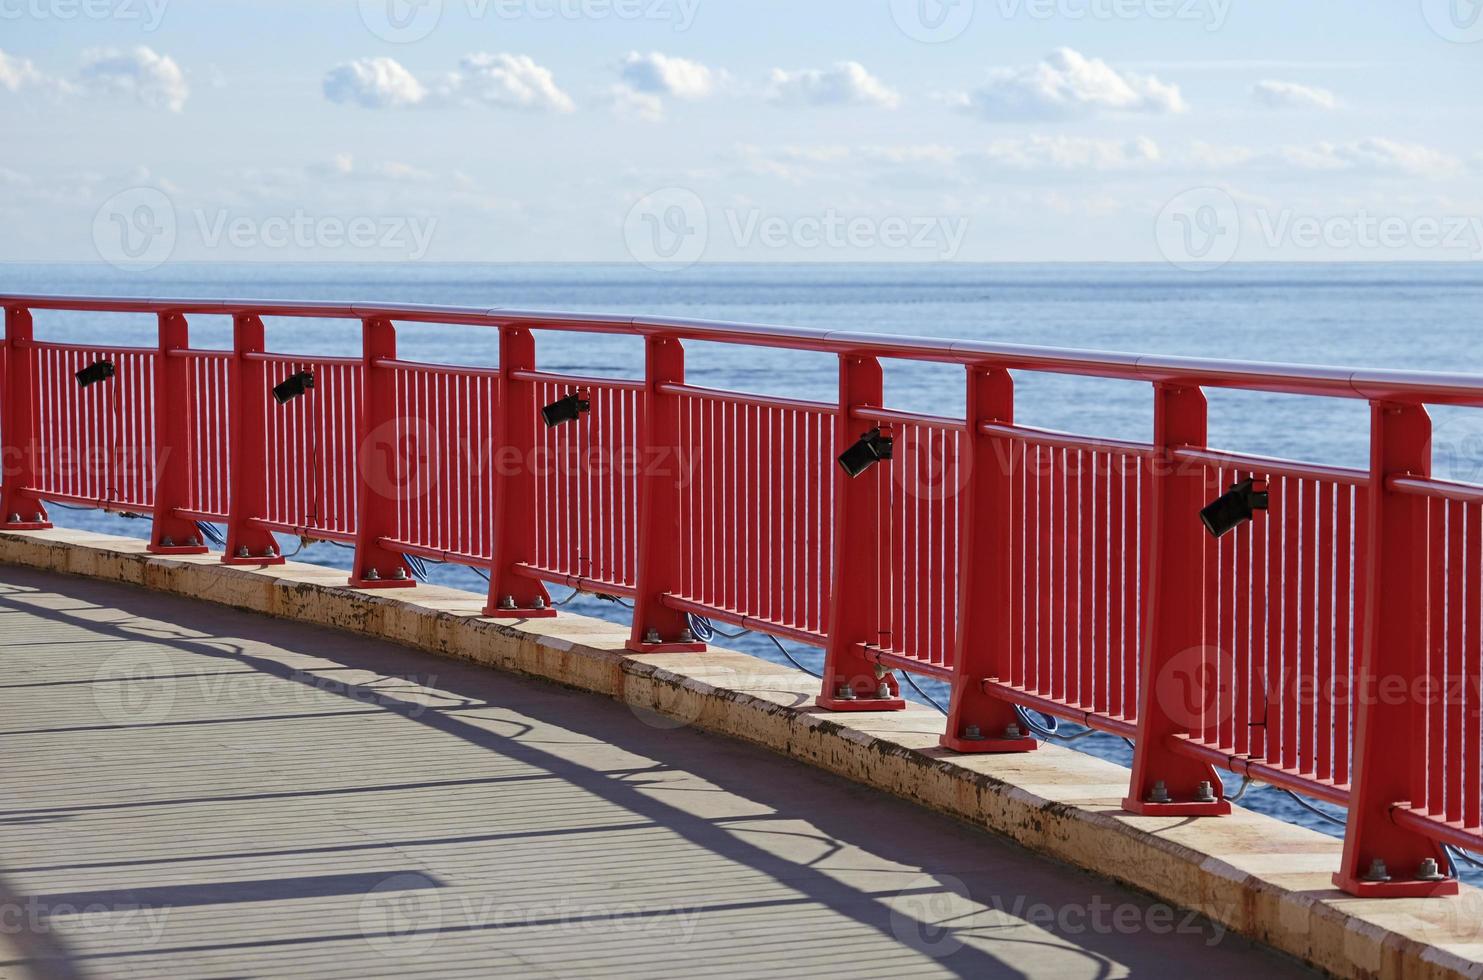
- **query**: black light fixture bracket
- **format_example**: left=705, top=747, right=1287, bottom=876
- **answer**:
left=273, top=371, right=315, bottom=404
left=1200, top=476, right=1269, bottom=539
left=75, top=360, right=115, bottom=389
left=542, top=390, right=592, bottom=428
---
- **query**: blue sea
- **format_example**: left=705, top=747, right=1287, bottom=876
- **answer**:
left=6, top=261, right=1483, bottom=878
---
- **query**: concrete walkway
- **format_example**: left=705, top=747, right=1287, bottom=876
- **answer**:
left=0, top=567, right=1315, bottom=979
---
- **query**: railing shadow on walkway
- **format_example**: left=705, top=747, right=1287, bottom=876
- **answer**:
left=0, top=567, right=1314, bottom=980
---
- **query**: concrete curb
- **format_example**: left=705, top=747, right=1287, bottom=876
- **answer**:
left=3, top=527, right=1481, bottom=980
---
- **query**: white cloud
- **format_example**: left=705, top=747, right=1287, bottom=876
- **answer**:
left=309, top=154, right=434, bottom=182
left=952, top=48, right=1186, bottom=121
left=78, top=46, right=189, bottom=112
left=323, top=57, right=427, bottom=109
left=324, top=54, right=573, bottom=113
left=979, top=135, right=1162, bottom=171
left=437, top=53, right=574, bottom=112
left=617, top=51, right=715, bottom=100
left=602, top=83, right=666, bottom=123
left=1189, top=138, right=1463, bottom=179
left=0, top=50, right=49, bottom=93
left=767, top=61, right=900, bottom=109
left=1252, top=80, right=1337, bottom=110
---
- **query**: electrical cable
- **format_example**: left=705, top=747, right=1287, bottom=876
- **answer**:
left=1278, top=787, right=1347, bottom=826
left=901, top=671, right=946, bottom=713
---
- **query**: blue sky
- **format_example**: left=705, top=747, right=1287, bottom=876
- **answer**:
left=1, top=0, right=1479, bottom=264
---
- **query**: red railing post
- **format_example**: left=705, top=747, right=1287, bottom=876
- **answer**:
left=818, top=354, right=905, bottom=711
left=222, top=314, right=285, bottom=566
left=1333, top=402, right=1457, bottom=896
left=0, top=306, right=50, bottom=530
left=349, top=317, right=415, bottom=589
left=484, top=326, right=556, bottom=618
left=627, top=335, right=704, bottom=651
left=148, top=312, right=207, bottom=554
left=1123, top=383, right=1230, bottom=815
left=942, top=365, right=1035, bottom=751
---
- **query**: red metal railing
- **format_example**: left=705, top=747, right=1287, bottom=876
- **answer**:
left=2, top=293, right=1481, bottom=898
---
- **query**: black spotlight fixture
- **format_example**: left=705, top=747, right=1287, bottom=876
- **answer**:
left=838, top=427, right=894, bottom=478
left=272, top=371, right=315, bottom=404
left=75, top=360, right=115, bottom=389
left=1200, top=477, right=1270, bottom=538
left=541, top=391, right=591, bottom=428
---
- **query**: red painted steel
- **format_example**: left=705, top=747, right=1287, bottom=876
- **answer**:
left=5, top=293, right=1483, bottom=897
left=817, top=355, right=905, bottom=711
left=150, top=314, right=209, bottom=555
left=1335, top=404, right=1458, bottom=896
left=1124, top=384, right=1232, bottom=816
left=379, top=358, right=498, bottom=567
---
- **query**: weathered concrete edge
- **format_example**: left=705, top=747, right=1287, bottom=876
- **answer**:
left=3, top=528, right=1479, bottom=980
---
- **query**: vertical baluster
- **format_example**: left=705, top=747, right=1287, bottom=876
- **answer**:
left=222, top=315, right=283, bottom=564
left=1124, top=383, right=1230, bottom=815
left=0, top=307, right=49, bottom=529
left=149, top=312, right=207, bottom=553
left=626, top=336, right=703, bottom=650
left=1467, top=502, right=1481, bottom=831
left=1333, top=401, right=1455, bottom=896
left=349, top=318, right=413, bottom=587
left=817, top=355, right=903, bottom=709
left=485, top=328, right=555, bottom=617
left=942, top=366, right=1034, bottom=751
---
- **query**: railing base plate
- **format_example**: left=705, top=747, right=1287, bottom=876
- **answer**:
left=1120, top=798, right=1232, bottom=817
left=148, top=545, right=210, bottom=557
left=349, top=577, right=417, bottom=590
left=939, top=734, right=1038, bottom=754
left=625, top=640, right=707, bottom=653
left=221, top=555, right=287, bottom=567
left=1, top=521, right=51, bottom=531
left=1331, top=873, right=1459, bottom=898
left=483, top=606, right=559, bottom=620
left=815, top=695, right=907, bottom=712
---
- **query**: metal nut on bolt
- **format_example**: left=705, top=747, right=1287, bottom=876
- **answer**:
left=643, top=627, right=662, bottom=645
left=7, top=514, right=19, bottom=524
left=961, top=725, right=984, bottom=741
left=678, top=628, right=695, bottom=643
left=499, top=595, right=517, bottom=610
left=392, top=567, right=407, bottom=580
left=1362, top=858, right=1391, bottom=883
left=1147, top=780, right=1172, bottom=804
left=876, top=681, right=892, bottom=699
left=265, top=546, right=277, bottom=558
left=1195, top=780, right=1218, bottom=803
left=836, top=684, right=856, bottom=701
left=161, top=536, right=174, bottom=548
left=365, top=568, right=380, bottom=581
left=531, top=596, right=546, bottom=609
left=237, top=546, right=250, bottom=558
left=1004, top=723, right=1025, bottom=740
left=1416, top=858, right=1446, bottom=882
